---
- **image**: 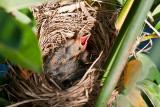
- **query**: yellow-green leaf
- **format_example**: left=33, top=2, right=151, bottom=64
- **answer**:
left=141, top=34, right=160, bottom=42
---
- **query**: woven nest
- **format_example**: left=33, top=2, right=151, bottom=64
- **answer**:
left=5, top=1, right=119, bottom=106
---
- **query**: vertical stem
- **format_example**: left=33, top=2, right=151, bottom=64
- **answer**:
left=95, top=0, right=154, bottom=106
left=102, top=0, right=134, bottom=80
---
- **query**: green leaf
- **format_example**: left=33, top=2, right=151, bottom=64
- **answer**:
left=19, top=8, right=37, bottom=27
left=19, top=8, right=32, bottom=16
left=138, top=80, right=160, bottom=95
left=0, top=97, right=10, bottom=106
left=146, top=67, right=160, bottom=85
left=155, top=21, right=160, bottom=31
left=0, top=8, right=42, bottom=73
left=137, top=53, right=157, bottom=82
left=138, top=85, right=160, bottom=107
left=149, top=37, right=160, bottom=71
left=0, top=0, right=60, bottom=12
left=117, top=94, right=131, bottom=107
left=13, top=10, right=32, bottom=24
left=13, top=10, right=36, bottom=33
left=152, top=4, right=160, bottom=20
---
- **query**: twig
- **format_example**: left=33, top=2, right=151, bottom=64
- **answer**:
left=145, top=19, right=160, bottom=36
left=6, top=98, right=49, bottom=107
left=78, top=51, right=103, bottom=83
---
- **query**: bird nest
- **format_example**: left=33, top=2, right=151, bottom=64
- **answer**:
left=5, top=1, right=119, bottom=106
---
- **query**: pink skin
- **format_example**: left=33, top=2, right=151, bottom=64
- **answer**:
left=80, top=35, right=90, bottom=46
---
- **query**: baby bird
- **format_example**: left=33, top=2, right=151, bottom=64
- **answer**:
left=44, top=35, right=90, bottom=89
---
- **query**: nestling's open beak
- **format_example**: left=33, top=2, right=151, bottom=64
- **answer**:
left=80, top=35, right=90, bottom=51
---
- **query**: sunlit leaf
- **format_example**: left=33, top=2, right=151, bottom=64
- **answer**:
left=155, top=21, right=160, bottom=31
left=124, top=60, right=142, bottom=92
left=141, top=34, right=160, bottom=42
left=117, top=0, right=134, bottom=30
left=138, top=85, right=160, bottom=107
left=138, top=80, right=160, bottom=95
left=13, top=10, right=31, bottom=24
left=0, top=8, right=42, bottom=73
left=0, top=0, right=59, bottom=12
left=19, top=8, right=33, bottom=17
left=152, top=4, right=160, bottom=20
left=126, top=88, right=147, bottom=107
left=13, top=10, right=36, bottom=33
left=19, top=8, right=37, bottom=27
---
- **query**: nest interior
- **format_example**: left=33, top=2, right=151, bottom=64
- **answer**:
left=4, top=1, right=118, bottom=107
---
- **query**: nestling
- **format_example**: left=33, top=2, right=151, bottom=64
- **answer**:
left=44, top=35, right=91, bottom=89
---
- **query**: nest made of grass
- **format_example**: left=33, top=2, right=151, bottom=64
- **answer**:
left=5, top=1, right=119, bottom=107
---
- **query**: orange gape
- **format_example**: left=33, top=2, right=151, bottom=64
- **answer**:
left=20, top=69, right=33, bottom=80
left=44, top=35, right=90, bottom=89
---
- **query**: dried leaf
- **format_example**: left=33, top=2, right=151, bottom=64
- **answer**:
left=124, top=60, right=142, bottom=92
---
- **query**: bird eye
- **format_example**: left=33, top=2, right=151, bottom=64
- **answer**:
left=78, top=47, right=81, bottom=50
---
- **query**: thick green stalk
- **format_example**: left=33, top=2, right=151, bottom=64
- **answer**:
left=102, top=0, right=134, bottom=80
left=95, top=0, right=154, bottom=106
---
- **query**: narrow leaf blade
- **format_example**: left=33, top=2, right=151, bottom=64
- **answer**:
left=138, top=80, right=160, bottom=95
left=152, top=4, right=160, bottom=20
left=138, top=85, right=160, bottom=107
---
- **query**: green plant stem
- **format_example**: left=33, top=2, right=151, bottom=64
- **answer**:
left=102, top=0, right=134, bottom=81
left=117, top=0, right=134, bottom=30
left=95, top=0, right=154, bottom=106
left=104, top=0, right=134, bottom=70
